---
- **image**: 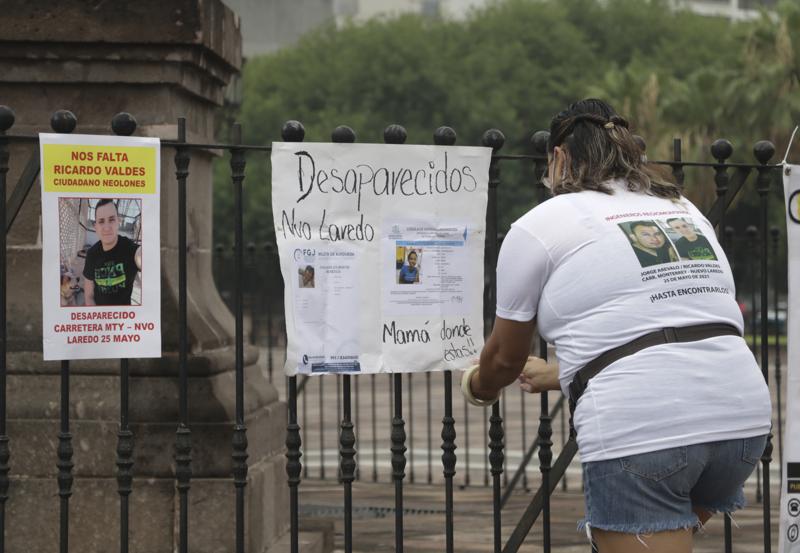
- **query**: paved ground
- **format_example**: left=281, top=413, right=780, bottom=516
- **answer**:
left=299, top=478, right=779, bottom=553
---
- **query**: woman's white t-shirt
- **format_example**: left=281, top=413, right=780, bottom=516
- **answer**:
left=496, top=181, right=772, bottom=462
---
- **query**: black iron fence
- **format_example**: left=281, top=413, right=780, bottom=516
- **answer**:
left=0, top=104, right=787, bottom=553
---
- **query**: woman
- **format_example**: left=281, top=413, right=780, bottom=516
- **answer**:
left=461, top=99, right=771, bottom=552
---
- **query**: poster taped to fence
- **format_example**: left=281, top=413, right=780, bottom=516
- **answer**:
left=272, top=142, right=491, bottom=375
left=781, top=164, right=800, bottom=552
left=39, top=133, right=161, bottom=360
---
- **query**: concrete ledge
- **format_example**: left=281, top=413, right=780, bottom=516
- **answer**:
left=0, top=0, right=242, bottom=71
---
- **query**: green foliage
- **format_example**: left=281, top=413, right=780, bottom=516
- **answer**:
left=213, top=0, right=798, bottom=250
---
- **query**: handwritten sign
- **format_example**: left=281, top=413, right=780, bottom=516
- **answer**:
left=272, top=142, right=491, bottom=375
left=40, top=133, right=161, bottom=360
left=780, top=165, right=800, bottom=553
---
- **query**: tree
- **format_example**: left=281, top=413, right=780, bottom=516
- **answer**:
left=213, top=0, right=790, bottom=246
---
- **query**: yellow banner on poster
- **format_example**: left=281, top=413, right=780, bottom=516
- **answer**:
left=41, top=144, right=157, bottom=194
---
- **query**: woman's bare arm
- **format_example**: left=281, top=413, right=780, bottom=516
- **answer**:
left=470, top=316, right=536, bottom=401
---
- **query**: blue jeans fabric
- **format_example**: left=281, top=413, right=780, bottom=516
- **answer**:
left=579, top=434, right=767, bottom=534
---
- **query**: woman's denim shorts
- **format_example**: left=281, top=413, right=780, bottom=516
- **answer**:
left=579, top=434, right=767, bottom=535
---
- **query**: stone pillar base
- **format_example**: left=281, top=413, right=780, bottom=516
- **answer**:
left=7, top=455, right=288, bottom=553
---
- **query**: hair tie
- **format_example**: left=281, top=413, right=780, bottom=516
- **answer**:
left=603, top=122, right=614, bottom=129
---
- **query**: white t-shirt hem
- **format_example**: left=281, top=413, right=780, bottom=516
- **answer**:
left=578, top=424, right=772, bottom=463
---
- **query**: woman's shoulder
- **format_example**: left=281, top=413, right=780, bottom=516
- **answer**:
left=513, top=192, right=587, bottom=231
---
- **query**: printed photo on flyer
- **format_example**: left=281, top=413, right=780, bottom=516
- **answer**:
left=58, top=197, right=142, bottom=307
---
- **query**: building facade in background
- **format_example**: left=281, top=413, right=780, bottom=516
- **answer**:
left=225, top=0, right=779, bottom=59
left=671, top=0, right=778, bottom=20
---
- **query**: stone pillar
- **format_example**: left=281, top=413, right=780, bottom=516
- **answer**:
left=0, top=2, right=288, bottom=552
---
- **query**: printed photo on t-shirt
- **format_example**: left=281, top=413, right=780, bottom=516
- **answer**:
left=395, top=245, right=422, bottom=285
left=660, top=217, right=718, bottom=261
left=58, top=197, right=142, bottom=307
left=618, top=220, right=679, bottom=268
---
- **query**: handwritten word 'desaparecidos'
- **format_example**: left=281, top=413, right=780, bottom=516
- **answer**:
left=292, top=150, right=480, bottom=212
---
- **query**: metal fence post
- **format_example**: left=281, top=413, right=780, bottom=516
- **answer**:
left=705, top=181, right=742, bottom=553
left=746, top=223, right=763, bottom=506
left=282, top=118, right=305, bottom=553
left=754, top=140, right=776, bottom=553
left=355, top=373, right=361, bottom=482
left=725, top=226, right=736, bottom=280
left=319, top=368, right=325, bottom=478
left=711, top=139, right=733, bottom=244
left=331, top=123, right=358, bottom=553
left=537, top=340, right=552, bottom=553
left=0, top=105, right=12, bottom=553
left=116, top=357, right=133, bottom=553
left=384, top=123, right=408, bottom=553
left=482, top=127, right=505, bottom=553
left=725, top=219, right=739, bottom=553
left=371, top=374, right=377, bottom=482
left=463, top=383, right=471, bottom=488
left=173, top=116, right=193, bottom=553
left=532, top=130, right=553, bottom=553
left=747, top=225, right=759, bottom=356
left=391, top=365, right=407, bottom=553
left=426, top=372, right=432, bottom=485
left=434, top=124, right=458, bottom=553
left=230, top=122, right=250, bottom=553
left=111, top=111, right=138, bottom=553
left=57, top=357, right=73, bottom=553
left=408, top=373, right=415, bottom=484
left=51, top=109, right=77, bottom=553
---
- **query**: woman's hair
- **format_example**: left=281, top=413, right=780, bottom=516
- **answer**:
left=407, top=250, right=417, bottom=260
left=546, top=99, right=680, bottom=199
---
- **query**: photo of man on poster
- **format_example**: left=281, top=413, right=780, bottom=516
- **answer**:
left=82, top=198, right=142, bottom=306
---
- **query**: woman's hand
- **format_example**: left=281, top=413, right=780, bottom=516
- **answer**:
left=518, top=356, right=560, bottom=393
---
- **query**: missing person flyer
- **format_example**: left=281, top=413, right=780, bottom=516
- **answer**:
left=781, top=164, right=800, bottom=552
left=272, top=142, right=490, bottom=376
left=40, top=133, right=161, bottom=360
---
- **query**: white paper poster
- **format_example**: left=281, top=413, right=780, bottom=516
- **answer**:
left=40, top=133, right=162, bottom=360
left=781, top=164, right=800, bottom=552
left=272, top=142, right=491, bottom=375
